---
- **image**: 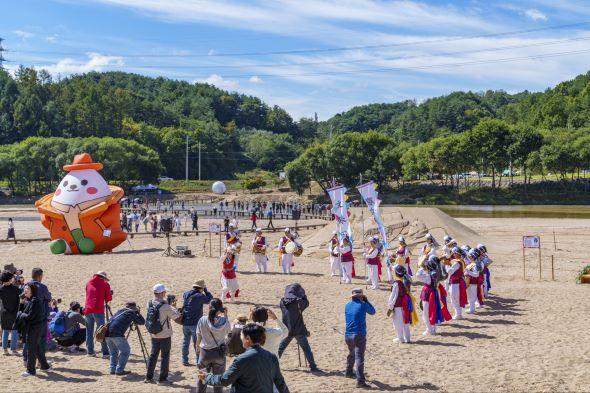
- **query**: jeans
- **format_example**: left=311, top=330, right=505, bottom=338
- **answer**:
left=197, top=347, right=226, bottom=393
left=146, top=337, right=171, bottom=382
left=105, top=336, right=131, bottom=373
left=86, top=313, right=108, bottom=355
left=25, top=325, right=49, bottom=375
left=2, top=329, right=18, bottom=351
left=345, top=335, right=366, bottom=382
left=278, top=335, right=317, bottom=369
left=181, top=325, right=197, bottom=364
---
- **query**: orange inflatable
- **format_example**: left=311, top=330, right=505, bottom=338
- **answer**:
left=35, top=153, right=127, bottom=254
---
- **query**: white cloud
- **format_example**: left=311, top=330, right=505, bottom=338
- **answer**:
left=524, top=8, right=548, bottom=21
left=40, top=52, right=124, bottom=75
left=249, top=76, right=262, bottom=84
left=13, top=30, right=34, bottom=39
left=45, top=34, right=59, bottom=43
left=197, top=74, right=240, bottom=91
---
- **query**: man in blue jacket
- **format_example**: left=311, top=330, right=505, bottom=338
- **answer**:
left=105, top=302, right=145, bottom=376
left=344, top=288, right=375, bottom=389
left=198, top=323, right=289, bottom=393
left=181, top=280, right=213, bottom=366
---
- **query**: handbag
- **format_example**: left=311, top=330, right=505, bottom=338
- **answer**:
left=207, top=325, right=228, bottom=358
left=95, top=323, right=108, bottom=343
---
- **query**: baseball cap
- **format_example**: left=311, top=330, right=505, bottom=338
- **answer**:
left=153, top=283, right=170, bottom=294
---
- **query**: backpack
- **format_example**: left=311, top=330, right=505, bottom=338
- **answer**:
left=146, top=300, right=166, bottom=334
left=225, top=325, right=246, bottom=357
left=181, top=292, right=201, bottom=325
left=49, top=311, right=67, bottom=338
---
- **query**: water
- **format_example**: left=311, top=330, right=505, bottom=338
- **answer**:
left=435, top=205, right=590, bottom=219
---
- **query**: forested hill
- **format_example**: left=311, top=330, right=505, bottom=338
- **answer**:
left=1, top=67, right=590, bottom=192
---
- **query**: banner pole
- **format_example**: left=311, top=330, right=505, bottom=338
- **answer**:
left=358, top=174, right=367, bottom=285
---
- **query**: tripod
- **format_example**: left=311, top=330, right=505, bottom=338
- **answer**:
left=127, top=322, right=149, bottom=367
left=162, top=232, right=178, bottom=257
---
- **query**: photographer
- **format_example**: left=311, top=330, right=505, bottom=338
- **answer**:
left=181, top=280, right=213, bottom=366
left=84, top=271, right=112, bottom=357
left=145, top=284, right=182, bottom=384
left=19, top=283, right=51, bottom=377
left=105, top=302, right=145, bottom=376
left=196, top=298, right=231, bottom=393
left=251, top=306, right=287, bottom=357
left=54, top=302, right=87, bottom=353
left=277, top=283, right=320, bottom=372
left=344, top=288, right=375, bottom=389
left=198, top=323, right=289, bottom=393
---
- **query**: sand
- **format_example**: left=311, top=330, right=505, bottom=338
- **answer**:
left=0, top=209, right=589, bottom=392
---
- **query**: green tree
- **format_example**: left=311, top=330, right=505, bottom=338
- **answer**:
left=285, top=158, right=310, bottom=195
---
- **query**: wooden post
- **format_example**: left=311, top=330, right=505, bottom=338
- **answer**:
left=538, top=239, right=542, bottom=281
left=551, top=254, right=555, bottom=281
left=553, top=230, right=557, bottom=251
left=209, top=231, right=212, bottom=257
left=522, top=246, right=525, bottom=280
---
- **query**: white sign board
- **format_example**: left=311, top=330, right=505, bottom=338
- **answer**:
left=209, top=223, right=221, bottom=234
left=523, top=236, right=540, bottom=248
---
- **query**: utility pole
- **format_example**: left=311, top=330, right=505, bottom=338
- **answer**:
left=198, top=142, right=201, bottom=181
left=0, top=38, right=6, bottom=70
left=185, top=134, right=189, bottom=186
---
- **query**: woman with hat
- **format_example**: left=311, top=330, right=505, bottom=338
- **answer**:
left=220, top=248, right=240, bottom=301
left=395, top=236, right=412, bottom=276
left=339, top=235, right=355, bottom=284
left=225, top=223, right=241, bottom=271
left=251, top=228, right=268, bottom=273
left=327, top=231, right=340, bottom=277
left=445, top=247, right=468, bottom=320
left=365, top=237, right=380, bottom=290
left=464, top=249, right=481, bottom=314
left=387, top=265, right=411, bottom=343
left=442, top=235, right=457, bottom=259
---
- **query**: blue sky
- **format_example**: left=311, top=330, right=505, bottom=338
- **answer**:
left=3, top=0, right=590, bottom=119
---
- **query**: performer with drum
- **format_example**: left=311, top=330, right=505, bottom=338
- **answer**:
left=251, top=228, right=268, bottom=273
left=225, top=223, right=242, bottom=271
left=395, top=236, right=412, bottom=276
left=278, top=228, right=301, bottom=275
left=339, top=234, right=354, bottom=284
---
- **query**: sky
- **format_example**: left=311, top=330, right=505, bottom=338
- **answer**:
left=3, top=0, right=590, bottom=120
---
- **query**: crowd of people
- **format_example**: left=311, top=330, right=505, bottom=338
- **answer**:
left=0, top=262, right=331, bottom=391
left=0, top=218, right=494, bottom=390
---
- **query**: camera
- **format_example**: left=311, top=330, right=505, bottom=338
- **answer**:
left=167, top=294, right=176, bottom=305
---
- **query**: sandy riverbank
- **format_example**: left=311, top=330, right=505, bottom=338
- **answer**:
left=0, top=210, right=588, bottom=392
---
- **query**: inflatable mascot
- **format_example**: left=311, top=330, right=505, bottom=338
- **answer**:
left=35, top=153, right=126, bottom=254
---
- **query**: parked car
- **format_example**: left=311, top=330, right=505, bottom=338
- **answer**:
left=158, top=176, right=173, bottom=181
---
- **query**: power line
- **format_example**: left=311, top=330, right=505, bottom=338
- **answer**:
left=198, top=47, right=590, bottom=79
left=9, top=21, right=590, bottom=59
left=19, top=34, right=590, bottom=71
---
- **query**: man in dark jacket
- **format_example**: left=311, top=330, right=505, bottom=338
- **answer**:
left=28, top=268, right=51, bottom=357
left=181, top=280, right=213, bottom=366
left=105, top=302, right=145, bottom=375
left=198, top=323, right=289, bottom=393
left=55, top=302, right=87, bottom=352
left=84, top=271, right=112, bottom=357
left=0, top=272, right=21, bottom=355
left=277, top=283, right=319, bottom=372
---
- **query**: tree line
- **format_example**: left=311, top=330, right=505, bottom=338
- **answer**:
left=286, top=119, right=590, bottom=195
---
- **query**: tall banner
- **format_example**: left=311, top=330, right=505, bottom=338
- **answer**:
left=357, top=181, right=388, bottom=262
left=327, top=184, right=351, bottom=242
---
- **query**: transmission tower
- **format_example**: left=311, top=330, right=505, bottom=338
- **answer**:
left=0, top=38, right=6, bottom=70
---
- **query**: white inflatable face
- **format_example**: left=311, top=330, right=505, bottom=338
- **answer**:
left=53, top=169, right=112, bottom=206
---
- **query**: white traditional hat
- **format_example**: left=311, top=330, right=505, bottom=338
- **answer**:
left=152, top=283, right=170, bottom=294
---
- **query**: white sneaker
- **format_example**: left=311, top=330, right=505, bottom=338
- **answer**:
left=453, top=315, right=463, bottom=320
left=392, top=338, right=400, bottom=343
left=21, top=371, right=33, bottom=377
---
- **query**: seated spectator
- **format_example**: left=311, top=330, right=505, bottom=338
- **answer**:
left=55, top=302, right=87, bottom=353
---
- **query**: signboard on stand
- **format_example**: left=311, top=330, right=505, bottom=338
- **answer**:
left=522, top=235, right=541, bottom=280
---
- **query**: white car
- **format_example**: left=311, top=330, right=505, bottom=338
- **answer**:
left=158, top=176, right=173, bottom=181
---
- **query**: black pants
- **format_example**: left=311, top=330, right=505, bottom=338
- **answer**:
left=146, top=337, right=171, bottom=381
left=56, top=329, right=86, bottom=347
left=25, top=325, right=49, bottom=375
